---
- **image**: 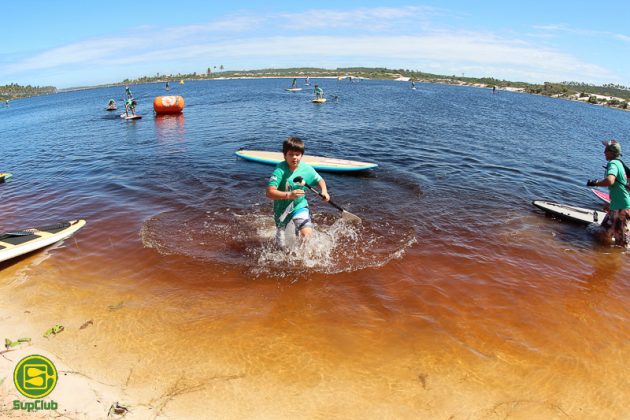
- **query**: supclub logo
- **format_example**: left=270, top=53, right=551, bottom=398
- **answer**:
left=13, top=354, right=57, bottom=399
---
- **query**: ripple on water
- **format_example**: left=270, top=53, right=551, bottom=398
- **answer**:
left=140, top=207, right=417, bottom=277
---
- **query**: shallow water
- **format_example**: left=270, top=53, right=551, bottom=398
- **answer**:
left=0, top=79, right=629, bottom=417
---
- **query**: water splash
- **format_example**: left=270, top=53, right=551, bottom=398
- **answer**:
left=141, top=208, right=416, bottom=276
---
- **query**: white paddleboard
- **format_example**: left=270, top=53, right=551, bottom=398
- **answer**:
left=0, top=220, right=86, bottom=263
left=120, top=114, right=142, bottom=120
left=312, top=98, right=326, bottom=103
left=532, top=200, right=606, bottom=225
left=235, top=150, right=377, bottom=172
left=286, top=88, right=302, bottom=92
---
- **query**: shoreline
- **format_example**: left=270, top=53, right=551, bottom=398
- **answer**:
left=13, top=75, right=626, bottom=114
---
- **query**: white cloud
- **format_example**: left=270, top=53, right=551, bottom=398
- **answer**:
left=533, top=23, right=630, bottom=44
left=532, top=24, right=570, bottom=32
left=0, top=7, right=622, bottom=86
left=276, top=6, right=437, bottom=30
left=5, top=37, right=146, bottom=73
left=161, top=14, right=267, bottom=37
left=97, top=32, right=614, bottom=82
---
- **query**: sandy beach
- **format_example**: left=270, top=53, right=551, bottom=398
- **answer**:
left=0, top=264, right=146, bottom=419
left=1, top=243, right=628, bottom=420
left=0, top=298, right=586, bottom=420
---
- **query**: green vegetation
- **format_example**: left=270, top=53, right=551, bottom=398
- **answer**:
left=3, top=67, right=630, bottom=112
left=0, top=83, right=56, bottom=101
left=126, top=67, right=630, bottom=110
left=560, top=81, right=630, bottom=100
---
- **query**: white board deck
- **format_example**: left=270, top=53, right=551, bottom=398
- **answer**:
left=0, top=220, right=86, bottom=263
left=532, top=200, right=606, bottom=225
left=235, top=150, right=378, bottom=172
left=120, top=114, right=142, bottom=120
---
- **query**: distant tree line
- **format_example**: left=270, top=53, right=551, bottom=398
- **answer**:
left=0, top=83, right=56, bottom=101
left=4, top=67, right=630, bottom=112
left=554, top=81, right=630, bottom=100
left=522, top=82, right=629, bottom=109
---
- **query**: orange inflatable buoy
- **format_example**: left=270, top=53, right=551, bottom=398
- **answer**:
left=153, top=95, right=185, bottom=115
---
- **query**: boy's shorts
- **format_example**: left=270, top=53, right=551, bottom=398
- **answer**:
left=275, top=208, right=313, bottom=247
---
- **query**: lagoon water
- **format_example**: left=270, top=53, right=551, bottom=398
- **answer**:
left=1, top=78, right=629, bottom=417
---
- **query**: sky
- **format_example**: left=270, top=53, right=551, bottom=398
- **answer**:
left=2, top=0, right=630, bottom=88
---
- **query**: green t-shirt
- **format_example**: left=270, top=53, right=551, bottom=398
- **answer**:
left=606, top=160, right=630, bottom=210
left=268, top=161, right=322, bottom=227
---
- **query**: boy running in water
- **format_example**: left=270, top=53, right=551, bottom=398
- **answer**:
left=266, top=137, right=329, bottom=247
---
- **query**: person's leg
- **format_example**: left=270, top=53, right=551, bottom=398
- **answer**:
left=292, top=209, right=314, bottom=240
left=275, top=227, right=286, bottom=248
left=620, top=209, right=630, bottom=248
left=608, top=210, right=624, bottom=246
left=299, top=226, right=313, bottom=238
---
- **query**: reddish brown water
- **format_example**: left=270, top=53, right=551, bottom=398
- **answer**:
left=1, top=80, right=629, bottom=417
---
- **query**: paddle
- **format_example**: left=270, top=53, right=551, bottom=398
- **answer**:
left=293, top=176, right=361, bottom=223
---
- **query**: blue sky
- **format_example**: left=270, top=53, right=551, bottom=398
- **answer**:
left=2, top=1, right=629, bottom=88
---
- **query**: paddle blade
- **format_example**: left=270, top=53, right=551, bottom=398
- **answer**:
left=341, top=210, right=362, bottom=224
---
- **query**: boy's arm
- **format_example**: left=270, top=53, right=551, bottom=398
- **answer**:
left=266, top=168, right=305, bottom=200
left=317, top=179, right=330, bottom=202
left=266, top=186, right=303, bottom=200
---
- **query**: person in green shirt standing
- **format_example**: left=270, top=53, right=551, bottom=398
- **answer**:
left=587, top=139, right=630, bottom=247
left=314, top=85, right=324, bottom=99
left=266, top=136, right=329, bottom=248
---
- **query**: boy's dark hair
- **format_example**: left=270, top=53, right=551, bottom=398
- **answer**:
left=283, top=136, right=305, bottom=155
